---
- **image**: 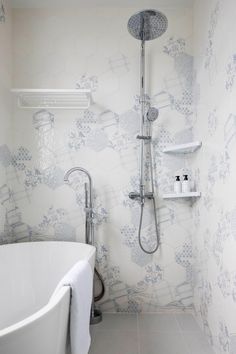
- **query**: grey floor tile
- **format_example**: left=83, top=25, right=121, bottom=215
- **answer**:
left=90, top=325, right=97, bottom=343
left=95, top=313, right=137, bottom=332
left=89, top=313, right=214, bottom=354
left=89, top=330, right=139, bottom=354
left=138, top=313, right=180, bottom=332
left=175, top=313, right=201, bottom=332
left=140, top=332, right=189, bottom=354
left=184, top=331, right=215, bottom=354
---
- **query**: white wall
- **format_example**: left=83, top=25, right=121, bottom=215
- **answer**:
left=0, top=0, right=12, bottom=242
left=193, top=0, right=236, bottom=353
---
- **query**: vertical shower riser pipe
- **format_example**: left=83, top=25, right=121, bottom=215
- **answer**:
left=140, top=39, right=146, bottom=205
left=127, top=9, right=168, bottom=254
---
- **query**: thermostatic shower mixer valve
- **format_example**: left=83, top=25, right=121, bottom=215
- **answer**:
left=136, top=135, right=152, bottom=140
left=129, top=190, right=154, bottom=202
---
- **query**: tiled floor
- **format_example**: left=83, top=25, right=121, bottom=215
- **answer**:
left=89, top=313, right=215, bottom=354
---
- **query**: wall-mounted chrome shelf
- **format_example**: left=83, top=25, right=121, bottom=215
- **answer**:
left=163, top=141, right=202, bottom=154
left=163, top=192, right=201, bottom=199
left=11, top=89, right=91, bottom=110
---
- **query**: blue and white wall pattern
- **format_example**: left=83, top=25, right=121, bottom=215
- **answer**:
left=0, top=6, right=196, bottom=313
left=193, top=0, right=236, bottom=353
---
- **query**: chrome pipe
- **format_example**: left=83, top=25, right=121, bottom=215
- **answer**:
left=128, top=40, right=160, bottom=254
left=64, top=167, right=93, bottom=210
left=84, top=182, right=90, bottom=245
left=64, top=167, right=94, bottom=246
left=127, top=10, right=168, bottom=254
left=64, top=167, right=94, bottom=245
left=139, top=40, right=145, bottom=205
left=64, top=167, right=102, bottom=324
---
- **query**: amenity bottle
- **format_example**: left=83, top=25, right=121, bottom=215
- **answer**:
left=174, top=176, right=182, bottom=194
left=182, top=174, right=190, bottom=193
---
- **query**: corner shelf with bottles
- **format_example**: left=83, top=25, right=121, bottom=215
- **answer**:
left=162, top=141, right=202, bottom=200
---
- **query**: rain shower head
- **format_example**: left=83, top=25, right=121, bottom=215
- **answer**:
left=147, top=107, right=159, bottom=122
left=127, top=9, right=168, bottom=41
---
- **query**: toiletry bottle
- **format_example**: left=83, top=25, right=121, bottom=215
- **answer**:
left=182, top=174, right=190, bottom=193
left=174, top=176, right=182, bottom=194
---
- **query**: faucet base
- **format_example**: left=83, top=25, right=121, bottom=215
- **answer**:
left=90, top=308, right=103, bottom=325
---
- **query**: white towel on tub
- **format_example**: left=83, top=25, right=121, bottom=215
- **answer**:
left=51, top=260, right=93, bottom=354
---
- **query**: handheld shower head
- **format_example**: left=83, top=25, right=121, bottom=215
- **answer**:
left=147, top=107, right=159, bottom=122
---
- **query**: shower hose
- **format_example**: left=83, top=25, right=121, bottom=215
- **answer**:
left=138, top=198, right=160, bottom=254
left=138, top=125, right=160, bottom=254
left=94, top=268, right=105, bottom=302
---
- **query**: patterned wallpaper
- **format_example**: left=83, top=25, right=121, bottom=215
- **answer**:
left=0, top=6, right=198, bottom=313
left=193, top=0, right=236, bottom=353
left=1, top=2, right=236, bottom=352
left=0, top=1, right=6, bottom=23
left=0, top=0, right=12, bottom=241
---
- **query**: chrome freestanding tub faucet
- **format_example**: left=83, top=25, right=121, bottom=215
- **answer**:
left=64, top=167, right=103, bottom=325
left=64, top=167, right=94, bottom=245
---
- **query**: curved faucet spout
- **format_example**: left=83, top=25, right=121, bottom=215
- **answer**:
left=64, top=167, right=93, bottom=208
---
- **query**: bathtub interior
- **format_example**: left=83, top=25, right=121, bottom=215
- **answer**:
left=0, top=241, right=95, bottom=330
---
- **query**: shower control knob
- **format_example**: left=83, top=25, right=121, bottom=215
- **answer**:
left=129, top=192, right=140, bottom=200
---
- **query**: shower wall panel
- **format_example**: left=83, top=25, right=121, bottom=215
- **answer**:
left=2, top=6, right=194, bottom=312
left=0, top=0, right=12, bottom=243
left=192, top=0, right=236, bottom=352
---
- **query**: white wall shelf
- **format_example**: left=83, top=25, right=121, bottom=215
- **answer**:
left=11, top=89, right=91, bottom=110
left=163, top=141, right=202, bottom=154
left=163, top=192, right=201, bottom=199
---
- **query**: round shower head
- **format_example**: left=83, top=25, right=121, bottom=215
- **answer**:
left=147, top=107, right=159, bottom=122
left=127, top=9, right=168, bottom=41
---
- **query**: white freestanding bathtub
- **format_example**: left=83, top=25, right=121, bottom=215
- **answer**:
left=0, top=241, right=96, bottom=354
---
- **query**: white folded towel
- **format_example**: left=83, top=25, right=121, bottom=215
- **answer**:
left=51, top=260, right=93, bottom=354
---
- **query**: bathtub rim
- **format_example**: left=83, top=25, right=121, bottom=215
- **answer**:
left=0, top=240, right=96, bottom=254
left=0, top=286, right=71, bottom=337
left=0, top=240, right=96, bottom=337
